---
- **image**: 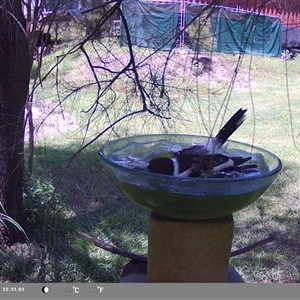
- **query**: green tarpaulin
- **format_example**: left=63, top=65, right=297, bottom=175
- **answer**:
left=185, top=3, right=213, bottom=52
left=120, top=1, right=281, bottom=57
left=120, top=0, right=180, bottom=50
left=212, top=8, right=281, bottom=57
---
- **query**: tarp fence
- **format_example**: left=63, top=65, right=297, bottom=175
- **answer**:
left=120, top=0, right=282, bottom=57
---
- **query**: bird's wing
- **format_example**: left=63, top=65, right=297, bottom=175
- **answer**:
left=187, top=154, right=253, bottom=177
left=174, top=145, right=209, bottom=174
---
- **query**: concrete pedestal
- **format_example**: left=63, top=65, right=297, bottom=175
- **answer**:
left=147, top=213, right=234, bottom=283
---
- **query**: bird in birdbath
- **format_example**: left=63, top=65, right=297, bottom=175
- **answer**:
left=138, top=109, right=259, bottom=178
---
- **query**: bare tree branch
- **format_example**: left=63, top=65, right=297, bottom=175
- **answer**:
left=78, top=231, right=276, bottom=262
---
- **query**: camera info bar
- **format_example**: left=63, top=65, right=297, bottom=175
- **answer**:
left=1, top=283, right=299, bottom=300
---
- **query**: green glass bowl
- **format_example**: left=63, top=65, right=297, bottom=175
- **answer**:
left=98, top=134, right=282, bottom=220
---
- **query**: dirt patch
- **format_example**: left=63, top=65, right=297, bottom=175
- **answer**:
left=25, top=104, right=77, bottom=141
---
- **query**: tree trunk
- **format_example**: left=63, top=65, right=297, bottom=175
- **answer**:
left=0, top=1, right=31, bottom=244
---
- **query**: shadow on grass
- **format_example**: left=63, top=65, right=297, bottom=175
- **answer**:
left=1, top=143, right=149, bottom=283
left=231, top=161, right=300, bottom=282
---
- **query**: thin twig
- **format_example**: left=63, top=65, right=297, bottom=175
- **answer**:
left=78, top=231, right=147, bottom=262
left=230, top=234, right=276, bottom=257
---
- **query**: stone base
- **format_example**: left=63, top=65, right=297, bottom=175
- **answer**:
left=120, top=260, right=244, bottom=283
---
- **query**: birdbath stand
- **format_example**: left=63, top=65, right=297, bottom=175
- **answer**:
left=98, top=134, right=282, bottom=283
left=147, top=213, right=234, bottom=282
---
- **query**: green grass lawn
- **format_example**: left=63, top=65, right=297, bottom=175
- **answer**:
left=1, top=37, right=300, bottom=283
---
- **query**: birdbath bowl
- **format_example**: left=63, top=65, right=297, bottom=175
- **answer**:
left=99, top=134, right=282, bottom=282
left=98, top=134, right=282, bottom=221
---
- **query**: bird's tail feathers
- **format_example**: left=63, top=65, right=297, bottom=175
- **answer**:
left=215, top=108, right=247, bottom=146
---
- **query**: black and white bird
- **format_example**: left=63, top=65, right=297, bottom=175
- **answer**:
left=138, top=108, right=258, bottom=178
